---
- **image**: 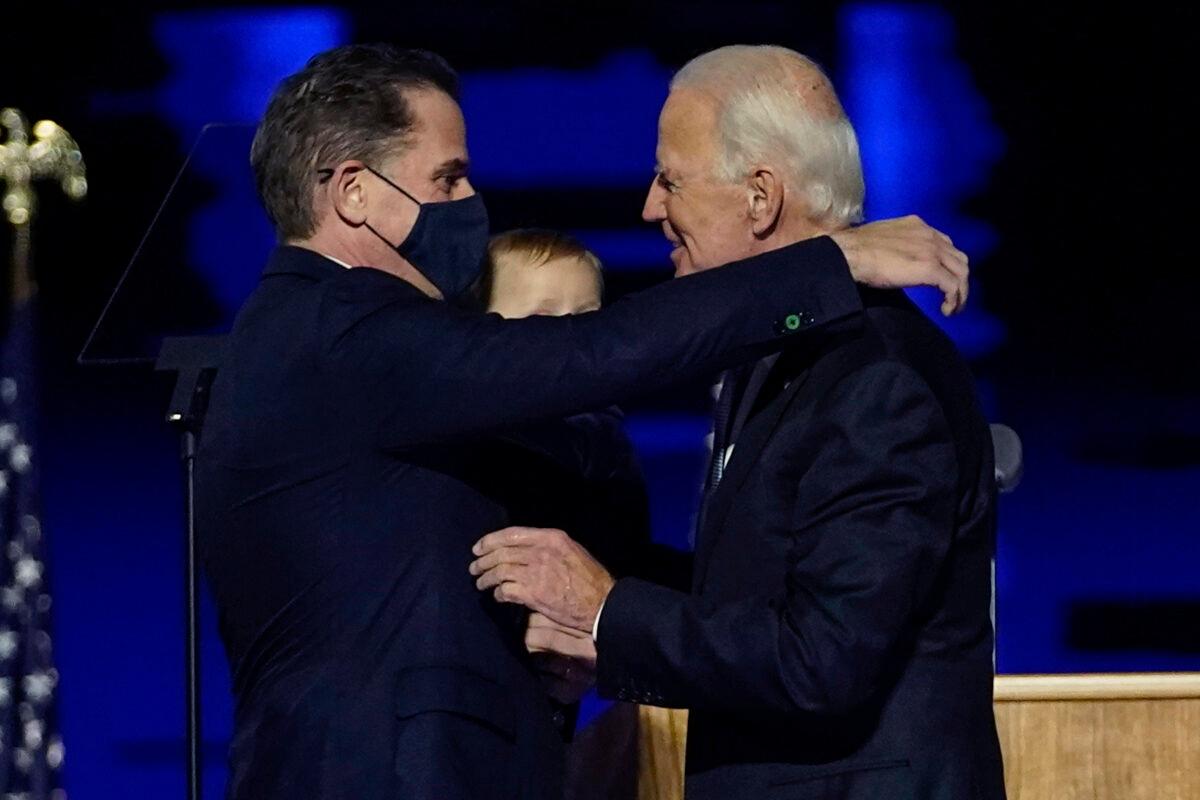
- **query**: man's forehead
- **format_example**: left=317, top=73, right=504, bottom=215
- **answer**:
left=401, top=87, right=467, bottom=146
left=657, top=88, right=718, bottom=166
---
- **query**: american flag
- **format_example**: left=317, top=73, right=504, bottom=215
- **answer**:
left=0, top=300, right=64, bottom=799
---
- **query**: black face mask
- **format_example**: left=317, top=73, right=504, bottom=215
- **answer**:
left=363, top=165, right=490, bottom=301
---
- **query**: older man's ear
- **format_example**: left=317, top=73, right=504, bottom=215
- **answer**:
left=748, top=166, right=784, bottom=238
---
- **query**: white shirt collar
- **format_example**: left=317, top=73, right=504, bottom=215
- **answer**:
left=320, top=252, right=353, bottom=269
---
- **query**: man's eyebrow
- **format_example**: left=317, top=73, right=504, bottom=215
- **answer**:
left=655, top=166, right=678, bottom=186
left=432, top=158, right=470, bottom=177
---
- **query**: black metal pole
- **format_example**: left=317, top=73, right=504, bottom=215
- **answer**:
left=158, top=336, right=224, bottom=800
left=182, top=427, right=201, bottom=800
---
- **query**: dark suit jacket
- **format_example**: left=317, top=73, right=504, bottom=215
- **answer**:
left=596, top=287, right=1006, bottom=800
left=195, top=240, right=860, bottom=800
left=476, top=409, right=650, bottom=576
left=470, top=408, right=652, bottom=739
left=487, top=409, right=694, bottom=592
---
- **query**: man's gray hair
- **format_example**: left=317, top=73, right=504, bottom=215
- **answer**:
left=672, top=45, right=865, bottom=226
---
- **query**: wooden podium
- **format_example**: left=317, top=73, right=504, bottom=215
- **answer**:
left=606, top=673, right=1200, bottom=800
left=994, top=673, right=1200, bottom=799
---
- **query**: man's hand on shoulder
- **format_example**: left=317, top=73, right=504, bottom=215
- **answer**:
left=830, top=215, right=969, bottom=316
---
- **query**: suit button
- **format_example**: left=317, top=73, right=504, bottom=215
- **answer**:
left=551, top=710, right=566, bottom=727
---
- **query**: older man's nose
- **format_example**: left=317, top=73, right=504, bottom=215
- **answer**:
left=642, top=180, right=666, bottom=222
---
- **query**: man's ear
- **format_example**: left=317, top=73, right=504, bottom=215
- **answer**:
left=327, top=161, right=370, bottom=226
left=748, top=166, right=784, bottom=238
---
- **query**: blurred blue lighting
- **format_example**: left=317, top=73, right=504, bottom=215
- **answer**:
left=462, top=51, right=668, bottom=187
left=626, top=413, right=712, bottom=455
left=839, top=3, right=1006, bottom=358
left=152, top=9, right=348, bottom=317
left=153, top=9, right=348, bottom=132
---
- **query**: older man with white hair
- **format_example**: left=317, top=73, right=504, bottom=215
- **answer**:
left=472, top=44, right=1006, bottom=800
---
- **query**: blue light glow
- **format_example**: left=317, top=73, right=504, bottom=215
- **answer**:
left=839, top=3, right=1006, bottom=357
left=462, top=51, right=668, bottom=187
left=151, top=9, right=349, bottom=319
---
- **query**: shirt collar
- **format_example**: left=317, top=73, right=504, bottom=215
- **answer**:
left=322, top=252, right=353, bottom=269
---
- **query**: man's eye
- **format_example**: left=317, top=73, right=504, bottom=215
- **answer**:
left=657, top=173, right=678, bottom=193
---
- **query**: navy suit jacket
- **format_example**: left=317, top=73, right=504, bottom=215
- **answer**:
left=596, top=287, right=1006, bottom=800
left=196, top=240, right=859, bottom=799
left=474, top=409, right=650, bottom=578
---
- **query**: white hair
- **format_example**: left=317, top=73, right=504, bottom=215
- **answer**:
left=671, top=45, right=865, bottom=226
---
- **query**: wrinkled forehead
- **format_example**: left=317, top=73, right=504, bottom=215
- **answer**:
left=656, top=88, right=721, bottom=170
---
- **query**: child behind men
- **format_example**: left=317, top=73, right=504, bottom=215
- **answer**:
left=476, top=230, right=690, bottom=798
left=480, top=228, right=604, bottom=319
left=473, top=229, right=649, bottom=579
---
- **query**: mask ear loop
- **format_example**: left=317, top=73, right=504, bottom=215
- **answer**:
left=362, top=166, right=426, bottom=252
left=365, top=165, right=421, bottom=205
left=314, top=164, right=423, bottom=251
left=315, top=165, right=421, bottom=204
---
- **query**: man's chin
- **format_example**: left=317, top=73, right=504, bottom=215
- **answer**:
left=669, top=246, right=692, bottom=277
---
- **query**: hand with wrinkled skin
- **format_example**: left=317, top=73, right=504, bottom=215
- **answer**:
left=831, top=215, right=970, bottom=316
left=527, top=613, right=596, bottom=704
left=470, top=526, right=614, bottom=634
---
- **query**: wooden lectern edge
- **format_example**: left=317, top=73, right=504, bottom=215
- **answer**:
left=994, top=672, right=1200, bottom=701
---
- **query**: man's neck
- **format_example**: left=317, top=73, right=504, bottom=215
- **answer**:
left=751, top=222, right=841, bottom=259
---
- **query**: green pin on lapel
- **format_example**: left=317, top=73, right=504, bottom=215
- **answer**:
left=785, top=314, right=802, bottom=331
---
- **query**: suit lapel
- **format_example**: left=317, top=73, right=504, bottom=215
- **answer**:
left=727, top=354, right=779, bottom=447
left=693, top=352, right=814, bottom=591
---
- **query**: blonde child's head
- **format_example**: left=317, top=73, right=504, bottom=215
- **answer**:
left=481, top=229, right=604, bottom=318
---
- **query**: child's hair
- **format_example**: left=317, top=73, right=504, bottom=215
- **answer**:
left=475, top=228, right=604, bottom=309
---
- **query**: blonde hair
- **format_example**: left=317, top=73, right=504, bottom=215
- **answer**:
left=476, top=228, right=604, bottom=308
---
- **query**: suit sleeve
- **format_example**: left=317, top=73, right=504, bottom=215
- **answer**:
left=593, top=361, right=958, bottom=715
left=325, top=236, right=860, bottom=446
left=620, top=543, right=694, bottom=593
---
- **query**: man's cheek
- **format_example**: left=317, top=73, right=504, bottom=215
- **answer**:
left=679, top=244, right=703, bottom=275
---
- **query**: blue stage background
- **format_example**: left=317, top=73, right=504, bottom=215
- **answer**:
left=5, top=3, right=1196, bottom=797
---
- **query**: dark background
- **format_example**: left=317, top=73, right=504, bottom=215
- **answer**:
left=3, top=3, right=1197, bottom=797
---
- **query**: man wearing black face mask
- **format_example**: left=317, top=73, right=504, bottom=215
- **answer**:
left=196, top=44, right=971, bottom=800
left=356, top=164, right=491, bottom=299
